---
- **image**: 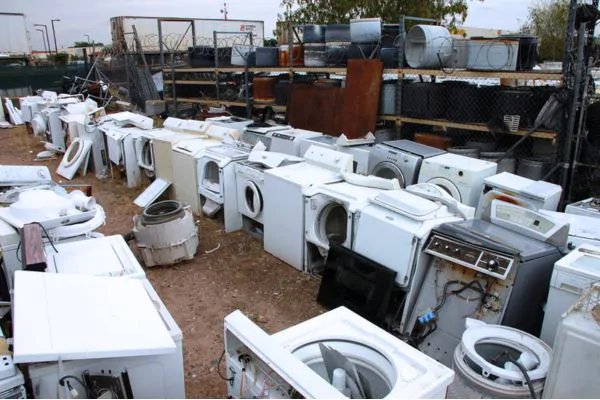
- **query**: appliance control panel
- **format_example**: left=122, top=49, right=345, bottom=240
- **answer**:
left=236, top=163, right=264, bottom=181
left=425, top=234, right=515, bottom=280
left=271, top=132, right=295, bottom=141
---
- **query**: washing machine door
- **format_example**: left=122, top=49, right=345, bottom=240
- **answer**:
left=308, top=198, right=350, bottom=251
left=63, top=139, right=85, bottom=168
left=372, top=162, right=406, bottom=188
left=243, top=181, right=263, bottom=218
left=427, top=177, right=462, bottom=202
left=199, top=156, right=223, bottom=202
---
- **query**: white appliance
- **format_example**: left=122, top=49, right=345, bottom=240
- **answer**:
left=0, top=326, right=26, bottom=399
left=56, top=138, right=93, bottom=180
left=41, top=107, right=66, bottom=149
left=476, top=172, right=562, bottom=218
left=206, top=116, right=253, bottom=131
left=23, top=275, right=185, bottom=399
left=240, top=125, right=289, bottom=148
left=539, top=210, right=600, bottom=251
left=108, top=111, right=154, bottom=130
left=45, top=235, right=146, bottom=279
left=0, top=165, right=51, bottom=186
left=171, top=138, right=221, bottom=214
left=152, top=131, right=203, bottom=183
left=235, top=161, right=269, bottom=228
left=197, top=145, right=250, bottom=231
left=299, top=135, right=374, bottom=174
left=467, top=39, right=519, bottom=71
left=63, top=113, right=109, bottom=178
left=352, top=185, right=474, bottom=331
left=565, top=197, right=600, bottom=218
left=264, top=146, right=354, bottom=271
left=19, top=96, right=44, bottom=123
left=418, top=152, right=497, bottom=207
left=268, top=128, right=323, bottom=157
left=542, top=283, right=600, bottom=398
left=540, top=244, right=600, bottom=346
left=303, top=181, right=390, bottom=276
left=224, top=306, right=454, bottom=399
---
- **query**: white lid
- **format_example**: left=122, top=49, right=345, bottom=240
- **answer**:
left=485, top=172, right=561, bottom=198
left=371, top=190, right=439, bottom=217
left=555, top=244, right=600, bottom=280
left=427, top=152, right=497, bottom=172
left=539, top=210, right=600, bottom=240
left=13, top=271, right=175, bottom=363
left=46, top=235, right=145, bottom=278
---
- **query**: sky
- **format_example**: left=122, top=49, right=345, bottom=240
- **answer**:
left=3, top=0, right=534, bottom=51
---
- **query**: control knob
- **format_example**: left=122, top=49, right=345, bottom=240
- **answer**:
left=486, top=259, right=499, bottom=272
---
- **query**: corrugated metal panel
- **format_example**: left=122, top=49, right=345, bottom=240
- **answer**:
left=0, top=13, right=30, bottom=55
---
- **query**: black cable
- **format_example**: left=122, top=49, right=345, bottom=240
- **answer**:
left=59, top=375, right=92, bottom=399
left=507, top=355, right=537, bottom=399
left=32, top=222, right=59, bottom=254
left=15, top=241, right=21, bottom=263
left=217, top=350, right=233, bottom=383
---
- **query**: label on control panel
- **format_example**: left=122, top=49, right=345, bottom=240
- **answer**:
left=424, top=235, right=514, bottom=280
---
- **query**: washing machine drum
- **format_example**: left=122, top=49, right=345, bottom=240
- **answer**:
left=203, top=160, right=221, bottom=193
left=426, top=177, right=461, bottom=202
left=243, top=181, right=263, bottom=218
left=372, top=162, right=406, bottom=188
left=317, top=202, right=348, bottom=246
left=63, top=139, right=85, bottom=167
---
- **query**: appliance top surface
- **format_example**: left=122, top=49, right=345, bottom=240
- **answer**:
left=555, top=245, right=600, bottom=279
left=485, top=172, right=562, bottom=198
left=425, top=152, right=497, bottom=172
left=309, top=135, right=338, bottom=145
left=204, top=144, right=249, bottom=159
left=371, top=189, right=441, bottom=217
left=538, top=210, right=600, bottom=239
left=237, top=159, right=270, bottom=172
left=435, top=219, right=559, bottom=260
left=314, top=181, right=384, bottom=201
left=266, top=162, right=342, bottom=185
left=382, top=140, right=446, bottom=158
left=13, top=271, right=175, bottom=363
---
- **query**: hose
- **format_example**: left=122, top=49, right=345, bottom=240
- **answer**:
left=507, top=355, right=537, bottom=399
left=141, top=200, right=185, bottom=226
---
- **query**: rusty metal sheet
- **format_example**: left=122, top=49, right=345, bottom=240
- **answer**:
left=287, top=83, right=343, bottom=135
left=340, top=59, right=383, bottom=139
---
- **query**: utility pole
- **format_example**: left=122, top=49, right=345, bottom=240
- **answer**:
left=51, top=19, right=60, bottom=53
left=221, top=1, right=228, bottom=20
left=34, top=24, right=52, bottom=55
left=36, top=29, right=48, bottom=54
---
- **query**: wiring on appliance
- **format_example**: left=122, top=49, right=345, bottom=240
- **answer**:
left=58, top=375, right=92, bottom=399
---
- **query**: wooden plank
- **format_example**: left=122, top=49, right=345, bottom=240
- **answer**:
left=287, top=84, right=344, bottom=136
left=400, top=68, right=562, bottom=81
left=173, top=80, right=215, bottom=85
left=163, top=97, right=246, bottom=107
left=20, top=223, right=46, bottom=272
left=340, top=59, right=383, bottom=139
left=397, top=117, right=556, bottom=140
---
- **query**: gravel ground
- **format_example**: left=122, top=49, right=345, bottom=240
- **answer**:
left=0, top=125, right=325, bottom=398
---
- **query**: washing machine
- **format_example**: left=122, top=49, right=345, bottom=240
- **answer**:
left=56, top=138, right=93, bottom=180
left=21, top=275, right=185, bottom=399
left=264, top=146, right=354, bottom=272
left=540, top=244, right=600, bottom=347
left=223, top=306, right=454, bottom=399
left=299, top=135, right=374, bottom=174
left=405, top=201, right=568, bottom=367
left=303, top=181, right=395, bottom=277
left=268, top=128, right=324, bottom=157
left=205, top=115, right=253, bottom=131
left=418, top=152, right=497, bottom=207
left=369, top=140, right=446, bottom=188
left=543, top=284, right=600, bottom=399
left=351, top=184, right=475, bottom=332
left=197, top=144, right=251, bottom=232
left=565, top=197, right=600, bottom=218
left=133, top=130, right=176, bottom=177
left=476, top=171, right=562, bottom=218
left=171, top=138, right=221, bottom=214
left=240, top=124, right=290, bottom=149
left=151, top=131, right=203, bottom=182
left=19, top=96, right=44, bottom=123
left=538, top=210, right=600, bottom=251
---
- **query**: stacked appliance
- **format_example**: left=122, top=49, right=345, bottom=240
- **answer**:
left=538, top=210, right=600, bottom=251
left=369, top=140, right=446, bottom=187
left=263, top=146, right=354, bottom=271
left=418, top=152, right=498, bottom=207
left=566, top=197, right=600, bottom=218
left=267, top=128, right=324, bottom=157
left=405, top=201, right=568, bottom=367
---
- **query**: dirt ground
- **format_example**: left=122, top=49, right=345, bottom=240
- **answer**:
left=0, top=125, right=325, bottom=398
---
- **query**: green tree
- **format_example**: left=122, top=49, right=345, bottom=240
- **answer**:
left=279, top=0, right=482, bottom=28
left=525, top=0, right=568, bottom=62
